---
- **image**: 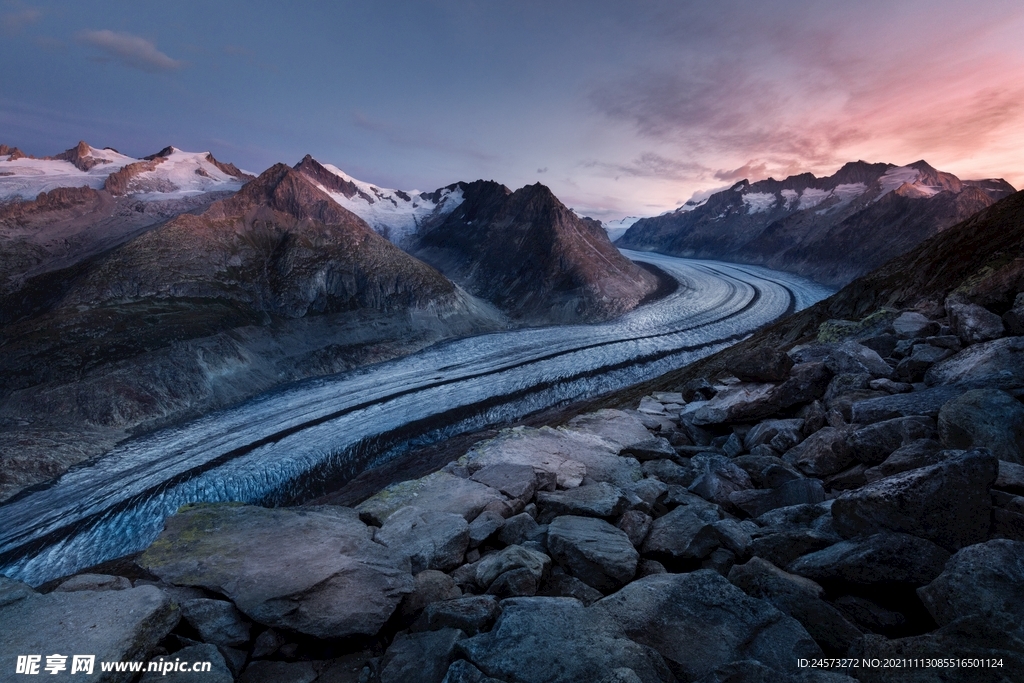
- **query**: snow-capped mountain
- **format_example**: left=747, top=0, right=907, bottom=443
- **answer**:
left=0, top=141, right=253, bottom=203
left=617, top=160, right=1016, bottom=285
left=293, top=155, right=464, bottom=245
left=603, top=215, right=642, bottom=241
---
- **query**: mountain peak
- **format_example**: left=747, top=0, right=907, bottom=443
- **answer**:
left=222, top=163, right=363, bottom=227
left=52, top=141, right=110, bottom=172
left=143, top=146, right=178, bottom=161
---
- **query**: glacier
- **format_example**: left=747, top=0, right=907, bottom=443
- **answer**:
left=0, top=251, right=832, bottom=585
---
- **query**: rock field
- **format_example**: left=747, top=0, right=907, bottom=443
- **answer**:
left=3, top=296, right=1024, bottom=682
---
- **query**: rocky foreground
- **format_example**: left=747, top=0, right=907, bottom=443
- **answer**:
left=3, top=293, right=1024, bottom=683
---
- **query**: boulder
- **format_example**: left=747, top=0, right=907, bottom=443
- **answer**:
left=947, top=301, right=1005, bottom=345
left=469, top=463, right=539, bottom=501
left=442, top=660, right=502, bottom=683
left=711, top=519, right=752, bottom=558
left=357, top=471, right=506, bottom=525
left=688, top=383, right=780, bottom=425
left=728, top=557, right=863, bottom=654
left=835, top=595, right=905, bottom=634
left=996, top=459, right=1024, bottom=493
left=621, top=437, right=677, bottom=462
left=486, top=568, right=539, bottom=598
left=628, top=479, right=668, bottom=508
left=847, top=416, right=936, bottom=465
left=638, top=396, right=667, bottom=414
left=924, top=336, right=1024, bottom=390
left=467, top=510, right=505, bottom=548
left=497, top=512, right=540, bottom=546
left=830, top=449, right=998, bottom=551
left=381, top=629, right=465, bottom=683
left=536, top=482, right=629, bottom=520
left=732, top=346, right=795, bottom=382
left=729, top=479, right=826, bottom=518
left=641, top=459, right=694, bottom=486
left=399, top=570, right=462, bottom=618
left=54, top=573, right=132, bottom=593
left=474, top=545, right=550, bottom=588
left=896, top=344, right=954, bottom=382
left=538, top=573, right=604, bottom=606
left=788, top=533, right=950, bottom=586
left=748, top=531, right=837, bottom=569
left=140, top=504, right=413, bottom=639
left=0, top=585, right=179, bottom=683
left=771, top=362, right=833, bottom=408
left=595, top=571, right=821, bottom=682
left=1004, top=295, right=1024, bottom=335
left=853, top=613, right=1024, bottom=683
left=547, top=516, right=639, bottom=592
left=688, top=454, right=754, bottom=508
left=850, top=385, right=963, bottom=423
left=458, top=597, right=673, bottom=683
left=937, top=388, right=1024, bottom=463
left=415, top=595, right=500, bottom=636
left=179, top=598, right=251, bottom=647
left=892, top=311, right=939, bottom=339
left=868, top=378, right=914, bottom=394
left=917, top=539, right=1024, bottom=626
left=744, top=419, right=805, bottom=451
left=862, top=439, right=943, bottom=482
left=826, top=341, right=895, bottom=379
left=617, top=509, right=654, bottom=548
left=783, top=427, right=854, bottom=477
left=642, top=507, right=721, bottom=563
left=375, top=506, right=470, bottom=574
left=140, top=643, right=234, bottom=683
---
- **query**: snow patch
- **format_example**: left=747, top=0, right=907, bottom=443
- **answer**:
left=878, top=166, right=921, bottom=197
left=742, top=192, right=777, bottom=214
left=780, top=189, right=798, bottom=210
left=798, top=187, right=830, bottom=210
left=313, top=163, right=465, bottom=244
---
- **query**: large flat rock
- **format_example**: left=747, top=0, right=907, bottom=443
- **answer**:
left=356, top=471, right=506, bottom=525
left=924, top=336, right=1024, bottom=390
left=547, top=515, right=639, bottom=592
left=830, top=449, right=998, bottom=551
left=594, top=570, right=821, bottom=682
left=457, top=597, right=672, bottom=683
left=0, top=582, right=179, bottom=683
left=917, top=539, right=1024, bottom=626
left=140, top=504, right=413, bottom=639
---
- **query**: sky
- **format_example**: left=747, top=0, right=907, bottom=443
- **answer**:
left=2, top=0, right=1023, bottom=221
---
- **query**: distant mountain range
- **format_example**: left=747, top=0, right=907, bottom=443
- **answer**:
left=616, top=160, right=1016, bottom=285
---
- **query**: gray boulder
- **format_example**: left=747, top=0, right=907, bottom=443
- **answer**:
left=947, top=300, right=1005, bottom=345
left=415, top=595, right=500, bottom=636
left=467, top=510, right=505, bottom=548
left=831, top=449, right=998, bottom=551
left=538, top=573, right=604, bottom=606
left=617, top=509, right=654, bottom=548
left=688, top=383, right=780, bottom=425
left=788, top=533, right=950, bottom=586
left=621, top=437, right=676, bottom=462
left=748, top=531, right=837, bottom=569
left=547, top=515, right=639, bottom=592
left=497, top=512, right=540, bottom=546
left=997, top=459, right=1024, bottom=493
left=893, top=311, right=939, bottom=339
left=595, top=571, right=821, bottom=682
left=688, top=454, right=753, bottom=508
left=536, top=482, right=629, bottom=519
left=728, top=557, right=863, bottom=654
left=745, top=419, right=806, bottom=451
left=784, top=427, right=854, bottom=477
left=924, top=336, right=1024, bottom=390
left=140, top=643, right=234, bottom=683
left=0, top=585, right=179, bottom=683
left=469, top=463, right=538, bottom=501
left=442, top=660, right=503, bottom=683
left=847, top=416, right=936, bottom=465
left=474, top=545, right=550, bottom=588
left=486, top=568, right=539, bottom=598
left=641, top=458, right=695, bottom=486
left=771, top=362, right=833, bottom=408
left=850, top=385, right=962, bottom=423
left=826, top=340, right=895, bottom=379
left=895, top=344, right=953, bottom=382
left=381, top=628, right=465, bottom=683
left=917, top=539, right=1024, bottom=626
left=357, top=471, right=506, bottom=525
left=862, top=439, right=943, bottom=482
left=458, top=597, right=673, bottom=683
left=729, top=479, right=826, bottom=518
left=937, top=388, right=1024, bottom=463
left=140, top=504, right=413, bottom=639
left=179, top=598, right=251, bottom=647
left=642, top=506, right=721, bottom=563
left=375, top=506, right=471, bottom=573
left=399, top=570, right=462, bottom=618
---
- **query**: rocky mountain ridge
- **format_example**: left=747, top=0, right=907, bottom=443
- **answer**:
left=618, top=160, right=1016, bottom=286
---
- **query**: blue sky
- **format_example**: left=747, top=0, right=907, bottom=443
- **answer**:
left=3, top=0, right=1023, bottom=220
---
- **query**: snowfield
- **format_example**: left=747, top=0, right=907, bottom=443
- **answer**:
left=0, top=251, right=832, bottom=585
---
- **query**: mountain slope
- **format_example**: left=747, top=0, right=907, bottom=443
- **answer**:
left=618, top=160, right=1016, bottom=285
left=0, top=165, right=504, bottom=500
left=410, top=180, right=660, bottom=323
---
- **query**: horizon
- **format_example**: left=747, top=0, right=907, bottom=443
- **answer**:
left=3, top=0, right=1023, bottom=221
